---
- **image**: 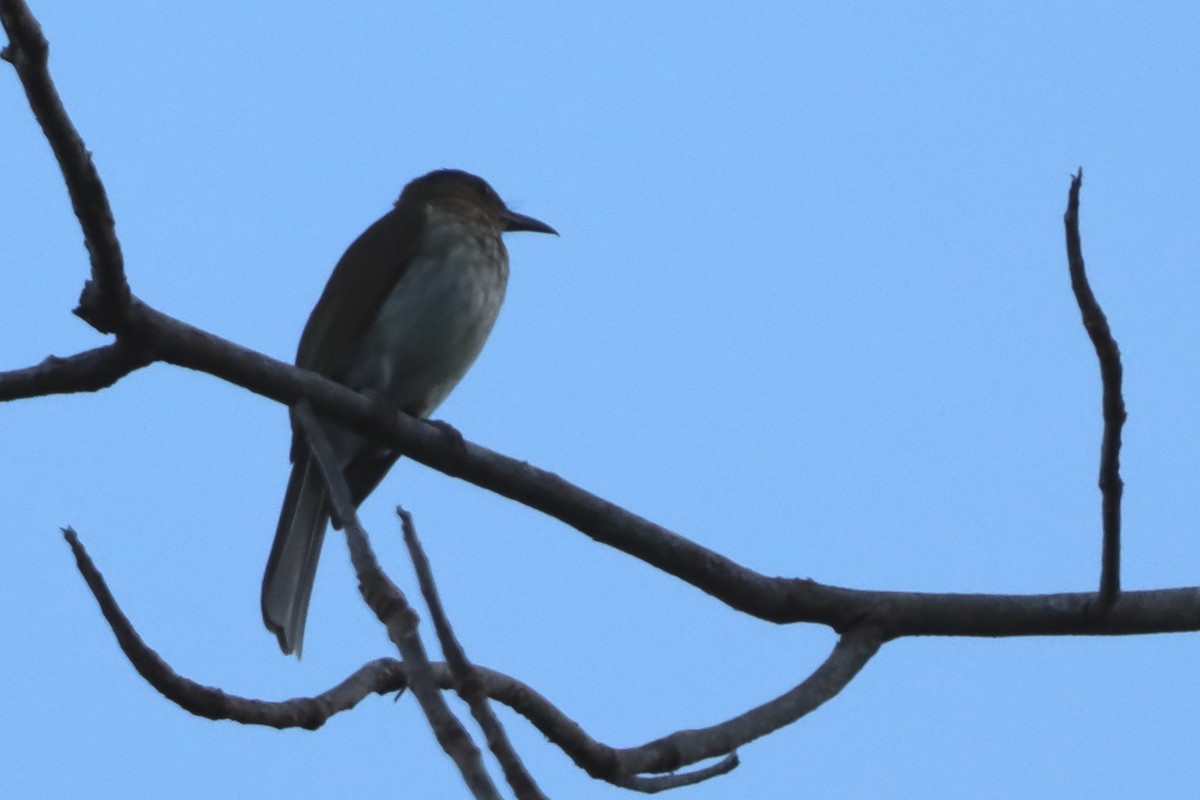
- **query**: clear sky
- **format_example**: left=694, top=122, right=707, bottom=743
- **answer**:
left=4, top=2, right=1200, bottom=798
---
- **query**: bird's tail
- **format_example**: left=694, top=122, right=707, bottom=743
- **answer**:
left=261, top=453, right=329, bottom=657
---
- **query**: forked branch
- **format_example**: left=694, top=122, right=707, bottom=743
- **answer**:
left=292, top=401, right=503, bottom=800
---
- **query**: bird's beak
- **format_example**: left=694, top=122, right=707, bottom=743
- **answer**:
left=503, top=210, right=558, bottom=236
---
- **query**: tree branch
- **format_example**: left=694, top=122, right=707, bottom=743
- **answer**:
left=400, top=508, right=550, bottom=800
left=1064, top=168, right=1126, bottom=609
left=0, top=0, right=130, bottom=329
left=292, top=401, right=502, bottom=800
left=0, top=341, right=151, bottom=400
left=607, top=628, right=881, bottom=779
left=17, top=300, right=1200, bottom=643
left=61, top=523, right=750, bottom=790
left=123, top=298, right=1200, bottom=639
left=62, top=525, right=389, bottom=729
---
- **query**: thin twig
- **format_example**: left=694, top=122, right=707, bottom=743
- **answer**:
left=60, top=519, right=738, bottom=790
left=611, top=754, right=740, bottom=793
left=608, top=627, right=882, bottom=780
left=1064, top=169, right=1126, bottom=610
left=61, top=520, right=855, bottom=791
left=400, top=507, right=550, bottom=800
left=293, top=401, right=501, bottom=800
left=0, top=0, right=130, bottom=328
left=0, top=342, right=151, bottom=400
left=62, top=525, right=393, bottom=729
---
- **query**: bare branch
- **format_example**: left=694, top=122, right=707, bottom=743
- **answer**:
left=295, top=402, right=506, bottom=800
left=62, top=525, right=391, bottom=729
left=0, top=341, right=151, bottom=401
left=59, top=522, right=760, bottom=789
left=292, top=401, right=502, bottom=800
left=1064, top=169, right=1126, bottom=609
left=400, top=508, right=550, bottom=800
left=117, top=298, right=1200, bottom=639
left=0, top=0, right=130, bottom=329
left=58, top=506, right=1200, bottom=788
left=20, top=300, right=1170, bottom=640
left=609, top=628, right=881, bottom=779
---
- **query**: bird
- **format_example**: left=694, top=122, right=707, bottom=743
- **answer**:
left=261, top=169, right=557, bottom=656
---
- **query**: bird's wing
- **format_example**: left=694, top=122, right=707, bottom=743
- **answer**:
left=295, top=204, right=424, bottom=378
left=288, top=203, right=424, bottom=463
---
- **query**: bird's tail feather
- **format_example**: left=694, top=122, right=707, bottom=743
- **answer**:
left=261, top=453, right=329, bottom=657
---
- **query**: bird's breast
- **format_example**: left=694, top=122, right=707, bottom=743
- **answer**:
left=343, top=209, right=509, bottom=417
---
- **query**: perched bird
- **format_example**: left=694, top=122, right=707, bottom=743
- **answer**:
left=262, top=169, right=556, bottom=656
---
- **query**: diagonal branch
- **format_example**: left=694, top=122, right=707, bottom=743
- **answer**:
left=127, top=298, right=1200, bottom=639
left=0, top=0, right=130, bottom=329
left=1064, top=169, right=1126, bottom=609
left=400, top=508, right=550, bottom=800
left=6, top=301, right=1193, bottom=642
left=292, top=401, right=502, bottom=800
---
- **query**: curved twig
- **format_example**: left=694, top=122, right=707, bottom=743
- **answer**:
left=609, top=628, right=881, bottom=777
left=62, top=526, right=391, bottom=729
left=62, top=523, right=765, bottom=790
left=1063, top=168, right=1126, bottom=610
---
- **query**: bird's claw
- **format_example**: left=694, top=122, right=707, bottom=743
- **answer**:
left=427, top=419, right=468, bottom=457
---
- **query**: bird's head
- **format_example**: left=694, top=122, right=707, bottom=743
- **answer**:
left=398, top=169, right=558, bottom=236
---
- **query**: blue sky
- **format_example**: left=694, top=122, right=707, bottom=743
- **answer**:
left=5, top=2, right=1200, bottom=798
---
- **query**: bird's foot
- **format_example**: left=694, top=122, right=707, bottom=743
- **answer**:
left=427, top=419, right=468, bottom=458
